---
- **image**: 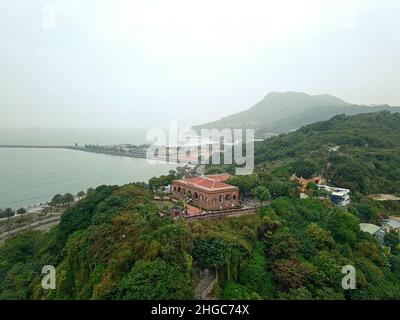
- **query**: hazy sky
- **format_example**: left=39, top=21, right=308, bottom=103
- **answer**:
left=1, top=0, right=399, bottom=129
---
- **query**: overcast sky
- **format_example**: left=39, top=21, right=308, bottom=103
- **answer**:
left=1, top=0, right=399, bottom=129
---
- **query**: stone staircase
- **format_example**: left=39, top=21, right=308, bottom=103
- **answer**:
left=195, top=269, right=218, bottom=300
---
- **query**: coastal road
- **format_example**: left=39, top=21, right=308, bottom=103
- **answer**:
left=0, top=215, right=61, bottom=245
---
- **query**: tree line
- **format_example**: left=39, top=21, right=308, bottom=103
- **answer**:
left=0, top=189, right=93, bottom=220
left=0, top=207, right=26, bottom=220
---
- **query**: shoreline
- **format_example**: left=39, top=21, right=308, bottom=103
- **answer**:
left=0, top=146, right=196, bottom=212
left=0, top=197, right=81, bottom=221
left=0, top=144, right=202, bottom=165
left=0, top=144, right=147, bottom=158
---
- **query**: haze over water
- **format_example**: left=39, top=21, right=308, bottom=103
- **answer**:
left=0, top=129, right=176, bottom=209
left=0, top=128, right=149, bottom=146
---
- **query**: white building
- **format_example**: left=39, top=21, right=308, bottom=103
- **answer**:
left=318, top=185, right=350, bottom=207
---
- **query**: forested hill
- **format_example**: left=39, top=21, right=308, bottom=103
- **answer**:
left=3, top=182, right=400, bottom=301
left=254, top=111, right=400, bottom=195
left=193, top=92, right=400, bottom=137
left=2, top=112, right=400, bottom=301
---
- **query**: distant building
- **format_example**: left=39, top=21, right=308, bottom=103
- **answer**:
left=318, top=185, right=350, bottom=207
left=381, top=219, right=400, bottom=233
left=290, top=174, right=325, bottom=193
left=172, top=174, right=239, bottom=211
left=360, top=223, right=386, bottom=244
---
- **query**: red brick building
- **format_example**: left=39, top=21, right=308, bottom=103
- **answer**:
left=172, top=174, right=239, bottom=211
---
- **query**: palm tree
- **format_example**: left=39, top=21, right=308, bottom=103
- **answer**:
left=41, top=206, right=53, bottom=216
left=16, top=207, right=27, bottom=218
left=3, top=208, right=15, bottom=219
left=51, top=194, right=63, bottom=207
left=63, top=193, right=75, bottom=206
left=77, top=191, right=86, bottom=199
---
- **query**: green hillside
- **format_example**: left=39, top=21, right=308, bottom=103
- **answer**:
left=1, top=112, right=400, bottom=300
left=2, top=183, right=400, bottom=300
left=254, top=111, right=400, bottom=195
left=193, top=92, right=400, bottom=137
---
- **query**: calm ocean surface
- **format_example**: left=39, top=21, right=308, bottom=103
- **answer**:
left=0, top=129, right=176, bottom=209
left=0, top=128, right=150, bottom=146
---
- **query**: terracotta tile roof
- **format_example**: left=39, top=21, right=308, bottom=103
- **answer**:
left=202, top=174, right=231, bottom=182
left=173, top=174, right=237, bottom=192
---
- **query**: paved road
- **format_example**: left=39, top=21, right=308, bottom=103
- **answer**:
left=185, top=208, right=255, bottom=221
left=195, top=269, right=218, bottom=300
left=33, top=220, right=60, bottom=232
left=0, top=216, right=61, bottom=245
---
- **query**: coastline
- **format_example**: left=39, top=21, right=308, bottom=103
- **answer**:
left=0, top=144, right=147, bottom=159
left=0, top=144, right=201, bottom=165
left=0, top=146, right=193, bottom=210
left=0, top=197, right=80, bottom=221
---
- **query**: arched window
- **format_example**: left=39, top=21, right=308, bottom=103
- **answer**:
left=173, top=186, right=177, bottom=192
left=232, top=194, right=236, bottom=200
left=194, top=192, right=199, bottom=199
left=177, top=186, right=181, bottom=192
left=219, top=195, right=224, bottom=202
left=225, top=194, right=231, bottom=201
left=199, top=194, right=204, bottom=201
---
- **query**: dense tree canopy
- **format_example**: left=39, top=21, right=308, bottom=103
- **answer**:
left=1, top=112, right=400, bottom=300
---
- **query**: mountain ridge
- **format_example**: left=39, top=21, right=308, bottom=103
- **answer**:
left=192, top=92, right=400, bottom=137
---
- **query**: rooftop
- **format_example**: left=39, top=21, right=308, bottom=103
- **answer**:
left=173, top=174, right=237, bottom=192
left=318, top=184, right=350, bottom=196
left=331, top=190, right=350, bottom=197
left=201, top=173, right=231, bottom=182
left=360, top=223, right=381, bottom=235
left=374, top=229, right=387, bottom=238
left=382, top=219, right=400, bottom=229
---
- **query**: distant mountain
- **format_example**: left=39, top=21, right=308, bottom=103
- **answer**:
left=192, top=92, right=400, bottom=138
